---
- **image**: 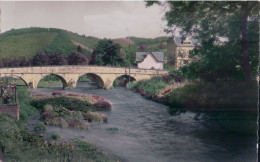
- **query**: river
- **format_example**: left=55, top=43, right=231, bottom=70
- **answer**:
left=31, top=82, right=257, bottom=162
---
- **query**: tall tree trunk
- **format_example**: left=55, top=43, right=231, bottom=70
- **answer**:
left=241, top=5, right=251, bottom=80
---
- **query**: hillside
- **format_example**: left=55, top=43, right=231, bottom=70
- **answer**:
left=0, top=27, right=168, bottom=60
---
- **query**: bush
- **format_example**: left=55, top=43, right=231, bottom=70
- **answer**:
left=31, top=96, right=95, bottom=112
left=44, top=117, right=69, bottom=128
left=127, top=81, right=138, bottom=89
left=67, top=52, right=90, bottom=65
left=31, top=51, right=49, bottom=66
left=93, top=101, right=111, bottom=110
left=17, top=87, right=38, bottom=122
left=52, top=133, right=61, bottom=140
left=41, top=111, right=54, bottom=120
left=43, top=104, right=53, bottom=112
left=34, top=123, right=46, bottom=133
left=83, top=112, right=106, bottom=122
left=134, top=77, right=167, bottom=95
left=68, top=119, right=89, bottom=129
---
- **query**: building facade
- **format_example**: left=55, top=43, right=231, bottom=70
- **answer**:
left=167, top=37, right=195, bottom=70
left=136, top=52, right=165, bottom=70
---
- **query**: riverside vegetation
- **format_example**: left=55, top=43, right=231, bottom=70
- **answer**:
left=0, top=86, right=117, bottom=161
left=128, top=75, right=258, bottom=135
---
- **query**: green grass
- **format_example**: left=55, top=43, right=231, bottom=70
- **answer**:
left=0, top=114, right=117, bottom=161
left=0, top=27, right=99, bottom=59
left=44, top=30, right=77, bottom=55
left=17, top=86, right=38, bottom=122
left=37, top=80, right=63, bottom=88
left=0, top=32, right=57, bottom=59
left=78, top=75, right=91, bottom=82
left=37, top=75, right=63, bottom=88
left=67, top=32, right=100, bottom=49
left=31, top=96, right=96, bottom=112
left=133, top=77, right=168, bottom=95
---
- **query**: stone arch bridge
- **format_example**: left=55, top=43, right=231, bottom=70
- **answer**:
left=0, top=65, right=168, bottom=89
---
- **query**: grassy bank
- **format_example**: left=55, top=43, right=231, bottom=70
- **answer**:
left=130, top=77, right=258, bottom=135
left=129, top=77, right=168, bottom=95
left=0, top=86, right=117, bottom=161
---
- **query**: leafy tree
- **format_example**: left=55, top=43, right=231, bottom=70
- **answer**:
left=67, top=52, right=90, bottom=65
left=124, top=45, right=138, bottom=66
left=77, top=45, right=83, bottom=53
left=31, top=51, right=50, bottom=66
left=47, top=53, right=67, bottom=65
left=138, top=43, right=147, bottom=51
left=147, top=1, right=259, bottom=80
left=90, top=39, right=123, bottom=66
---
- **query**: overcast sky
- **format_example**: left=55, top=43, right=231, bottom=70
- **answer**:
left=1, top=1, right=169, bottom=38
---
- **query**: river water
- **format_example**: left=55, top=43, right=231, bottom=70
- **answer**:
left=31, top=82, right=257, bottom=162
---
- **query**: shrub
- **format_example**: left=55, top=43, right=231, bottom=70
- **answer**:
left=67, top=52, right=90, bottom=65
left=44, top=117, right=69, bottom=128
left=68, top=119, right=89, bottom=129
left=41, top=111, right=54, bottom=120
left=47, top=53, right=67, bottom=65
left=134, top=77, right=167, bottom=95
left=34, top=123, right=46, bottom=133
left=31, top=51, right=49, bottom=66
left=127, top=81, right=138, bottom=89
left=93, top=101, right=111, bottom=110
left=43, top=104, right=53, bottom=112
left=31, top=96, right=95, bottom=112
left=52, top=133, right=61, bottom=140
left=83, top=112, right=105, bottom=122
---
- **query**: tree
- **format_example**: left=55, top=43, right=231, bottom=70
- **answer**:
left=90, top=39, right=123, bottom=66
left=47, top=53, right=67, bottom=65
left=77, top=45, right=83, bottom=53
left=138, top=43, right=147, bottom=51
left=147, top=1, right=259, bottom=80
left=31, top=51, right=50, bottom=66
left=67, top=52, right=90, bottom=65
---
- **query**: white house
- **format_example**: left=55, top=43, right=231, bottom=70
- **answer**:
left=136, top=52, right=165, bottom=70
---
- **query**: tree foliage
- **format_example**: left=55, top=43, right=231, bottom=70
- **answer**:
left=147, top=1, right=259, bottom=80
left=67, top=52, right=90, bottom=65
left=31, top=51, right=50, bottom=66
left=90, top=39, right=124, bottom=66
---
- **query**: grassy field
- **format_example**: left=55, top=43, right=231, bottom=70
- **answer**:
left=0, top=32, right=57, bottom=59
left=67, top=32, right=100, bottom=50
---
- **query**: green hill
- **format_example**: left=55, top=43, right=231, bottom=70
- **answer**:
left=0, top=27, right=168, bottom=60
left=0, top=28, right=100, bottom=59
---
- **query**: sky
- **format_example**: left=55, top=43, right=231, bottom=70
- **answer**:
left=1, top=1, right=170, bottom=39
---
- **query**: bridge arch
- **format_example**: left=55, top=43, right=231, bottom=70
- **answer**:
left=112, top=75, right=136, bottom=87
left=76, top=73, right=104, bottom=88
left=36, top=74, right=68, bottom=89
left=0, top=75, right=28, bottom=86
